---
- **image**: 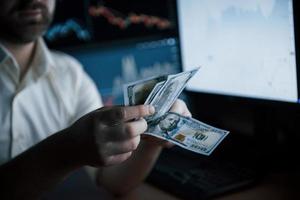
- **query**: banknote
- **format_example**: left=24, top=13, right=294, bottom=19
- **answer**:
left=123, top=67, right=229, bottom=155
left=146, top=112, right=229, bottom=155
left=146, top=68, right=199, bottom=122
left=144, top=81, right=165, bottom=105
left=123, top=68, right=198, bottom=107
left=123, top=75, right=167, bottom=106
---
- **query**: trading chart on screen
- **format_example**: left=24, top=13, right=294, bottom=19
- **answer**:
left=45, top=0, right=180, bottom=105
left=45, top=0, right=177, bottom=49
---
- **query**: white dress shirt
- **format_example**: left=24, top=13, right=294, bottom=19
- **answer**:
left=0, top=39, right=102, bottom=165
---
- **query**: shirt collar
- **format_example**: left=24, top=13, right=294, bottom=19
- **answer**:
left=30, top=38, right=55, bottom=79
left=0, top=38, right=55, bottom=82
left=0, top=43, right=21, bottom=84
left=0, top=44, right=6, bottom=62
left=0, top=43, right=14, bottom=65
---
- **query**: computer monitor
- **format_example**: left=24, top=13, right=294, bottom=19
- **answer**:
left=45, top=0, right=180, bottom=105
left=177, top=0, right=298, bottom=103
left=176, top=0, right=300, bottom=142
left=67, top=38, right=180, bottom=105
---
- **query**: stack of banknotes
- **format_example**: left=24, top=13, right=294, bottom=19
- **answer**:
left=123, top=68, right=229, bottom=155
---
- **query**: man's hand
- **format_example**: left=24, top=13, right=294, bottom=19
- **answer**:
left=67, top=105, right=155, bottom=167
left=91, top=100, right=191, bottom=195
left=142, top=99, right=192, bottom=147
left=169, top=99, right=192, bottom=117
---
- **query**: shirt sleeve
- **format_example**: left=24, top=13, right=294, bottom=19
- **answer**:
left=49, top=50, right=104, bottom=125
left=72, top=69, right=103, bottom=123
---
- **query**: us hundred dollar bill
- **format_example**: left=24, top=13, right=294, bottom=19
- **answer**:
left=123, top=69, right=199, bottom=119
left=145, top=69, right=198, bottom=122
left=146, top=112, right=229, bottom=156
left=123, top=75, right=167, bottom=106
left=123, top=68, right=229, bottom=155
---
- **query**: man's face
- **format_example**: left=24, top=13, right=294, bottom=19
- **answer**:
left=0, top=0, right=55, bottom=44
left=159, top=114, right=180, bottom=131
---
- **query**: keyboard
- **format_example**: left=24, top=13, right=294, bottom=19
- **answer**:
left=146, top=147, right=258, bottom=200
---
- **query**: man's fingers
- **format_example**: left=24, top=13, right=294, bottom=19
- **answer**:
left=170, top=99, right=188, bottom=114
left=104, top=118, right=147, bottom=140
left=104, top=152, right=133, bottom=166
left=124, top=118, right=148, bottom=138
left=170, top=99, right=191, bottom=117
left=183, top=110, right=192, bottom=118
left=97, top=105, right=155, bottom=123
left=122, top=105, right=155, bottom=121
left=107, top=136, right=141, bottom=156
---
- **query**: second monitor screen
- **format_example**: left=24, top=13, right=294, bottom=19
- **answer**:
left=177, top=0, right=298, bottom=103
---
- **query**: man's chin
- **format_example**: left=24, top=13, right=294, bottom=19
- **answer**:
left=16, top=34, right=45, bottom=44
left=3, top=23, right=49, bottom=44
left=0, top=12, right=52, bottom=44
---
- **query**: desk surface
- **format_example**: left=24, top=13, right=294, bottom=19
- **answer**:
left=115, top=171, right=300, bottom=200
left=46, top=169, right=300, bottom=200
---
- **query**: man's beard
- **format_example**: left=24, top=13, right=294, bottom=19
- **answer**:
left=0, top=1, right=54, bottom=44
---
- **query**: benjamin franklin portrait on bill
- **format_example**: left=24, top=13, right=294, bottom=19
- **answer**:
left=148, top=112, right=181, bottom=139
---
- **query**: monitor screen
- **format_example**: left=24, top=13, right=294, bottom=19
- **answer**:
left=68, top=38, right=180, bottom=105
left=45, top=0, right=180, bottom=105
left=45, top=0, right=177, bottom=49
left=177, top=0, right=299, bottom=104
